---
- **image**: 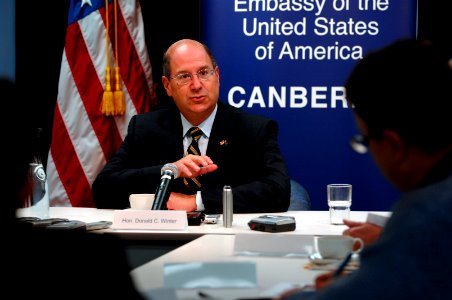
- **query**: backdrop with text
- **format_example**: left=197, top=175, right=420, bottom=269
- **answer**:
left=202, top=0, right=417, bottom=211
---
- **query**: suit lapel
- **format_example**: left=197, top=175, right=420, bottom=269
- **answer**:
left=207, top=103, right=232, bottom=163
left=162, top=106, right=185, bottom=158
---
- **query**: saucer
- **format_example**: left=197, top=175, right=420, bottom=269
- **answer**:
left=308, top=252, right=341, bottom=265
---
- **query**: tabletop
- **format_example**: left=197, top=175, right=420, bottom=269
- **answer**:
left=43, top=207, right=389, bottom=240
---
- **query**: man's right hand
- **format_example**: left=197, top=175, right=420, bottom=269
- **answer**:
left=342, top=219, right=383, bottom=247
left=174, top=154, right=218, bottom=178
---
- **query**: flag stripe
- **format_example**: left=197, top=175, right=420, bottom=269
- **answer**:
left=50, top=99, right=93, bottom=207
left=78, top=6, right=134, bottom=141
left=46, top=152, right=69, bottom=206
left=57, top=51, right=106, bottom=190
left=115, top=0, right=153, bottom=113
left=119, top=0, right=154, bottom=100
left=47, top=0, right=153, bottom=207
left=67, top=16, right=123, bottom=159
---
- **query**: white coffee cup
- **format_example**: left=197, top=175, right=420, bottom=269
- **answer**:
left=315, top=235, right=364, bottom=259
left=129, top=194, right=155, bottom=210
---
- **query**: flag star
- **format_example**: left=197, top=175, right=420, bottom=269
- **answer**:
left=81, top=0, right=92, bottom=7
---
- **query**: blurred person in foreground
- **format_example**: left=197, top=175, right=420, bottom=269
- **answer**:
left=2, top=79, right=145, bottom=299
left=92, top=39, right=290, bottom=213
left=279, top=39, right=452, bottom=299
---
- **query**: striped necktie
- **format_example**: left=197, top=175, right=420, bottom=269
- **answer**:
left=183, top=127, right=203, bottom=191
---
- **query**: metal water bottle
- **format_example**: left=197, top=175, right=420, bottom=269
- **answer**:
left=222, top=185, right=233, bottom=228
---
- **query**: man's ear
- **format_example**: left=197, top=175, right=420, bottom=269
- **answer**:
left=381, top=130, right=408, bottom=161
left=161, top=76, right=172, bottom=97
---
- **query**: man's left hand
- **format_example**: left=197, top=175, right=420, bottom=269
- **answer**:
left=166, top=192, right=197, bottom=211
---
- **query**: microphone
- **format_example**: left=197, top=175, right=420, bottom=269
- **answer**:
left=151, top=163, right=179, bottom=210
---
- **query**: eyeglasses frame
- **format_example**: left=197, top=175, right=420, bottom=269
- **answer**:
left=169, top=67, right=216, bottom=86
left=349, top=134, right=370, bottom=154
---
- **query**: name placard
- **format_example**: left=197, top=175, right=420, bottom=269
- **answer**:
left=112, top=210, right=188, bottom=230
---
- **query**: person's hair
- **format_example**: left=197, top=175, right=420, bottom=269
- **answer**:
left=162, top=40, right=217, bottom=78
left=345, top=39, right=452, bottom=153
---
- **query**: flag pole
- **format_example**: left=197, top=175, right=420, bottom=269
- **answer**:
left=113, top=0, right=125, bottom=116
left=101, top=0, right=114, bottom=116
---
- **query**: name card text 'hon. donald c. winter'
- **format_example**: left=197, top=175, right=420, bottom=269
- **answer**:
left=112, top=210, right=188, bottom=230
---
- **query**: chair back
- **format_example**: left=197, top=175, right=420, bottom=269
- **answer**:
left=288, top=179, right=311, bottom=210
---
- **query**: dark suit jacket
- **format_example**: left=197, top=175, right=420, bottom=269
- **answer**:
left=92, top=102, right=290, bottom=213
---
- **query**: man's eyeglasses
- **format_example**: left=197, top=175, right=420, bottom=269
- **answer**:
left=169, top=68, right=215, bottom=86
left=349, top=134, right=370, bottom=154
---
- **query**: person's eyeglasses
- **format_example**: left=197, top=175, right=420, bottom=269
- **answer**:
left=349, top=134, right=370, bottom=154
left=169, top=68, right=215, bottom=86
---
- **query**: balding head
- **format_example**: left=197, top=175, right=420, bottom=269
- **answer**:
left=162, top=39, right=217, bottom=78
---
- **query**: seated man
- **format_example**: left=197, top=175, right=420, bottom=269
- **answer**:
left=92, top=39, right=290, bottom=213
left=279, top=39, right=452, bottom=299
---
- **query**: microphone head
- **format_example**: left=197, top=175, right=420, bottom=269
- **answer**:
left=161, top=163, right=179, bottom=178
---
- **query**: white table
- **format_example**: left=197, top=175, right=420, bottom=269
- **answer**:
left=44, top=208, right=389, bottom=270
left=131, top=234, right=323, bottom=300
left=45, top=207, right=387, bottom=239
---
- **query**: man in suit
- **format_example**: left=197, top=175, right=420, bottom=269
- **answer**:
left=279, top=39, right=452, bottom=299
left=92, top=39, right=290, bottom=213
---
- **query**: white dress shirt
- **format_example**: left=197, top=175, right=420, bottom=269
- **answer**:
left=180, top=105, right=218, bottom=211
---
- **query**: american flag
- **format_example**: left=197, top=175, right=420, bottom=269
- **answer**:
left=46, top=0, right=154, bottom=207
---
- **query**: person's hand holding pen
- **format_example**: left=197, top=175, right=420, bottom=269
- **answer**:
left=275, top=253, right=353, bottom=299
left=314, top=252, right=353, bottom=289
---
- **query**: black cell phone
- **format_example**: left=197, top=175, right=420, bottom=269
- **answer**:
left=18, top=217, right=70, bottom=228
left=46, top=220, right=87, bottom=231
left=85, top=221, right=112, bottom=231
left=187, top=211, right=205, bottom=226
left=248, top=215, right=296, bottom=233
left=17, top=217, right=40, bottom=222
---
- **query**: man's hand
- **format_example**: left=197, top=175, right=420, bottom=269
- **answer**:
left=174, top=154, right=218, bottom=178
left=342, top=219, right=383, bottom=247
left=274, top=270, right=339, bottom=299
left=166, top=192, right=197, bottom=211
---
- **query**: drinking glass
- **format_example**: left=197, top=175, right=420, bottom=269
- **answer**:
left=327, top=184, right=352, bottom=225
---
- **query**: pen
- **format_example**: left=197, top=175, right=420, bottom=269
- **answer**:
left=333, top=252, right=353, bottom=278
